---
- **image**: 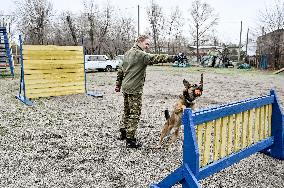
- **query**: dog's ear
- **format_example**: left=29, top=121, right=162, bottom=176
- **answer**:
left=183, top=79, right=190, bottom=89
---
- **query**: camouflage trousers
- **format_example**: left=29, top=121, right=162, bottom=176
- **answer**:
left=120, top=93, right=142, bottom=139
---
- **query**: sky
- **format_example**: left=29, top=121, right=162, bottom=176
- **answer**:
left=0, top=0, right=274, bottom=49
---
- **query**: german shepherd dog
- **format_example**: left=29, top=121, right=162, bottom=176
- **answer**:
left=159, top=74, right=203, bottom=147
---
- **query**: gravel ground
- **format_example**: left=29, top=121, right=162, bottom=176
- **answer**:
left=0, top=66, right=284, bottom=188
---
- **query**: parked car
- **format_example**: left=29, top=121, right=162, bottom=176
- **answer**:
left=85, top=55, right=120, bottom=72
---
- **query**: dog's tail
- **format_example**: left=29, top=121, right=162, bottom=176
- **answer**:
left=164, top=109, right=170, bottom=120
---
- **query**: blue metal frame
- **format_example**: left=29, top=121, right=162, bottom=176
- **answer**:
left=151, top=89, right=284, bottom=187
left=15, top=35, right=33, bottom=106
left=269, top=90, right=284, bottom=159
left=82, top=40, right=103, bottom=98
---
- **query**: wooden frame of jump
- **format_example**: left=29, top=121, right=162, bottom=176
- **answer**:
left=16, top=35, right=102, bottom=106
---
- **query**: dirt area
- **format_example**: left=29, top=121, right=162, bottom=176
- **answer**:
left=1, top=66, right=284, bottom=188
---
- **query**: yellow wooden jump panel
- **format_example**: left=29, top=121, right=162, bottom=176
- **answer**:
left=23, top=45, right=84, bottom=99
left=196, top=104, right=272, bottom=168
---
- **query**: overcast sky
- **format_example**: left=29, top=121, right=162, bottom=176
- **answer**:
left=1, top=0, right=274, bottom=45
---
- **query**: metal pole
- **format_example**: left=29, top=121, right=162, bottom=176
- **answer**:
left=245, top=28, right=249, bottom=56
left=238, top=21, right=242, bottom=63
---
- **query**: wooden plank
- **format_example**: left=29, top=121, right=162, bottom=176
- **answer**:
left=254, top=107, right=260, bottom=143
left=196, top=123, right=205, bottom=167
left=24, top=68, right=84, bottom=74
left=234, top=113, right=242, bottom=152
left=202, top=121, right=214, bottom=167
left=220, top=116, right=228, bottom=158
left=23, top=45, right=83, bottom=51
left=26, top=85, right=85, bottom=99
left=26, top=89, right=84, bottom=99
left=247, top=109, right=254, bottom=146
left=23, top=50, right=83, bottom=56
left=24, top=60, right=84, bottom=68
left=268, top=104, right=272, bottom=136
left=24, top=72, right=84, bottom=80
left=213, top=118, right=221, bottom=161
left=26, top=81, right=84, bottom=90
left=241, top=111, right=249, bottom=149
left=258, top=106, right=265, bottom=140
left=23, top=54, right=83, bottom=60
left=264, top=105, right=269, bottom=138
left=26, top=85, right=84, bottom=94
left=227, top=114, right=235, bottom=155
left=25, top=76, right=84, bottom=85
left=273, top=67, right=284, bottom=74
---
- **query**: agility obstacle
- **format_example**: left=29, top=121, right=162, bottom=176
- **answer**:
left=151, top=90, right=284, bottom=188
left=16, top=36, right=85, bottom=105
left=0, top=26, right=14, bottom=77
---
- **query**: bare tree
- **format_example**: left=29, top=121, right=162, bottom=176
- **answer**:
left=83, top=0, right=98, bottom=54
left=166, top=6, right=183, bottom=54
left=147, top=1, right=165, bottom=53
left=66, top=13, right=78, bottom=46
left=108, top=16, right=136, bottom=57
left=258, top=0, right=284, bottom=69
left=95, top=3, right=113, bottom=54
left=15, top=0, right=53, bottom=44
left=189, top=0, right=218, bottom=62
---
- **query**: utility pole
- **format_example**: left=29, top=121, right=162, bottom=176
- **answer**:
left=196, top=23, right=199, bottom=63
left=238, top=21, right=242, bottom=63
left=245, top=28, right=249, bottom=56
left=137, top=5, right=140, bottom=37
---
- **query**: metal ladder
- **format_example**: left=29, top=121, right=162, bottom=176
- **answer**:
left=0, top=27, right=14, bottom=77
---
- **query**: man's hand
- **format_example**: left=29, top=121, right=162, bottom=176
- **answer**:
left=115, top=82, right=121, bottom=92
left=115, top=85, right=121, bottom=92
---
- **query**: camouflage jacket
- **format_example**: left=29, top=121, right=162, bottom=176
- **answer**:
left=116, top=45, right=173, bottom=94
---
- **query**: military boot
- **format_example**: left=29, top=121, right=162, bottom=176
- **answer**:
left=126, top=138, right=142, bottom=149
left=119, top=128, right=126, bottom=140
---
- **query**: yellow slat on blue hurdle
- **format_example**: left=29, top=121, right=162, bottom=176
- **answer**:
left=196, top=123, right=205, bottom=166
left=268, top=104, right=272, bottom=137
left=241, top=110, right=249, bottom=149
left=220, top=116, right=228, bottom=158
left=247, top=109, right=254, bottom=146
left=254, top=107, right=260, bottom=143
left=227, top=114, right=235, bottom=155
left=213, top=118, right=221, bottom=161
left=202, top=121, right=214, bottom=167
left=234, top=113, right=242, bottom=152
left=260, top=106, right=266, bottom=140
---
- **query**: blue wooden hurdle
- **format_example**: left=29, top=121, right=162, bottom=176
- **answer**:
left=151, top=90, right=284, bottom=188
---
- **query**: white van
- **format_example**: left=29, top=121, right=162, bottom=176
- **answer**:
left=85, top=55, right=120, bottom=72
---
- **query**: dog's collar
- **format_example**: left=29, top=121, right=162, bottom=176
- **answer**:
left=185, top=99, right=194, bottom=108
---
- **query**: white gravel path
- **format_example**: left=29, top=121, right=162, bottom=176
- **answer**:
left=0, top=66, right=283, bottom=188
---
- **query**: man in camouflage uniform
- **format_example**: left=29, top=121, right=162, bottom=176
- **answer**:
left=115, top=35, right=174, bottom=148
